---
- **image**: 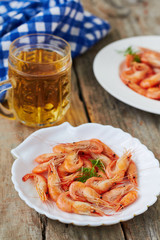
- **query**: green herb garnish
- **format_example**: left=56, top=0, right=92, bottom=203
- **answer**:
left=90, top=158, right=105, bottom=172
left=117, top=46, right=141, bottom=63
left=133, top=54, right=141, bottom=62
left=76, top=158, right=105, bottom=183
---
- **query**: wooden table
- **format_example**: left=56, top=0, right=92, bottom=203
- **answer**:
left=1, top=0, right=160, bottom=239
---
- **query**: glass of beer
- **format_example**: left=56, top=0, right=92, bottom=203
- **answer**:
left=0, top=34, right=72, bottom=127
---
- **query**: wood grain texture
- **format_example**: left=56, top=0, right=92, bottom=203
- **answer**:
left=46, top=221, right=125, bottom=240
left=1, top=0, right=160, bottom=239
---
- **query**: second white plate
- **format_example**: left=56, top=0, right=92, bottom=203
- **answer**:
left=93, top=35, right=160, bottom=114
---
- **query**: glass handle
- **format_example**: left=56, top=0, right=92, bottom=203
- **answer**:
left=0, top=79, right=15, bottom=119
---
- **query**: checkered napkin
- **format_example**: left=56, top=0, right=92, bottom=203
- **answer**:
left=0, top=0, right=110, bottom=101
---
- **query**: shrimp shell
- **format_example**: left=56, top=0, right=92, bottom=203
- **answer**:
left=48, top=162, right=63, bottom=201
left=22, top=173, right=48, bottom=202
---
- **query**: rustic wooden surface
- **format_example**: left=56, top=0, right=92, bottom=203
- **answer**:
left=1, top=0, right=160, bottom=239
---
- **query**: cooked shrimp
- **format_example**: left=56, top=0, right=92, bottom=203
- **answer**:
left=34, top=153, right=65, bottom=163
left=63, top=151, right=83, bottom=173
left=22, top=173, right=48, bottom=201
left=32, top=156, right=65, bottom=174
left=83, top=159, right=92, bottom=168
left=125, top=54, right=134, bottom=68
left=32, top=161, right=50, bottom=174
left=75, top=139, right=103, bottom=154
left=61, top=172, right=80, bottom=185
left=115, top=190, right=138, bottom=211
left=90, top=152, right=111, bottom=167
left=61, top=172, right=81, bottom=191
left=48, top=162, right=63, bottom=201
left=53, top=143, right=75, bottom=153
left=73, top=201, right=106, bottom=216
left=146, top=87, right=160, bottom=100
left=126, top=160, right=138, bottom=186
left=82, top=186, right=113, bottom=209
left=132, top=62, right=153, bottom=75
left=106, top=151, right=132, bottom=181
left=120, top=62, right=151, bottom=84
left=53, top=139, right=103, bottom=154
left=69, top=181, right=86, bottom=201
left=56, top=192, right=74, bottom=213
left=97, top=169, right=107, bottom=178
left=140, top=47, right=160, bottom=68
left=140, top=72, right=160, bottom=88
left=94, top=139, right=119, bottom=161
left=56, top=192, right=106, bottom=216
left=127, top=82, right=146, bottom=96
left=102, top=184, right=133, bottom=205
left=85, top=176, right=118, bottom=194
left=57, top=162, right=68, bottom=178
left=35, top=153, right=55, bottom=163
left=69, top=181, right=112, bottom=208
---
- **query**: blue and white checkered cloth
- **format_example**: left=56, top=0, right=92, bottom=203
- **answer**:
left=0, top=0, right=110, bottom=101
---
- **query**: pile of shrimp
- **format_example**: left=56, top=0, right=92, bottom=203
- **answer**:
left=120, top=47, right=160, bottom=100
left=22, top=139, right=138, bottom=217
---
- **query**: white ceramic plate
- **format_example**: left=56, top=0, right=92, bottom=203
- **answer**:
left=11, top=122, right=160, bottom=226
left=93, top=35, right=160, bottom=114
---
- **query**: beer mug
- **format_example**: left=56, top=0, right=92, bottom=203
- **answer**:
left=0, top=34, right=72, bottom=127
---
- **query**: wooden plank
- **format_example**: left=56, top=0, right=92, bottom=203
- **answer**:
left=0, top=118, right=42, bottom=240
left=46, top=221, right=125, bottom=240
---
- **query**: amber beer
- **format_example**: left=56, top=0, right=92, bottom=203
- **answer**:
left=8, top=34, right=72, bottom=127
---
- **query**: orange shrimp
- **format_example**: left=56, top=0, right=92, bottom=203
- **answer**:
left=32, top=156, right=65, bottom=174
left=85, top=176, right=118, bottom=194
left=32, top=161, right=50, bottom=174
left=82, top=186, right=113, bottom=209
left=63, top=151, right=83, bottom=173
left=22, top=173, right=48, bottom=201
left=106, top=151, right=132, bottom=181
left=97, top=169, right=107, bottom=178
left=53, top=143, right=75, bottom=153
left=69, top=181, right=112, bottom=208
left=125, top=54, right=134, bottom=68
left=57, top=162, right=68, bottom=178
left=90, top=152, right=111, bottom=167
left=34, top=153, right=55, bottom=163
left=61, top=172, right=80, bottom=191
left=115, top=190, right=138, bottom=211
left=75, top=139, right=103, bottom=154
left=48, top=162, right=63, bottom=201
left=79, top=152, right=91, bottom=159
left=56, top=192, right=74, bottom=213
left=56, top=192, right=106, bottom=216
left=146, top=87, right=160, bottom=100
left=69, top=181, right=86, bottom=201
left=94, top=139, right=119, bottom=161
left=140, top=47, right=160, bottom=68
left=83, top=159, right=92, bottom=168
left=126, top=160, right=138, bottom=186
left=72, top=201, right=106, bottom=216
left=120, top=62, right=151, bottom=84
left=127, top=82, right=146, bottom=96
left=102, top=184, right=134, bottom=205
left=53, top=139, right=103, bottom=154
left=140, top=72, right=160, bottom=88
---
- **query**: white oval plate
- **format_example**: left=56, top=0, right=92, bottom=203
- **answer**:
left=11, top=122, right=160, bottom=226
left=93, top=35, right=160, bottom=114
